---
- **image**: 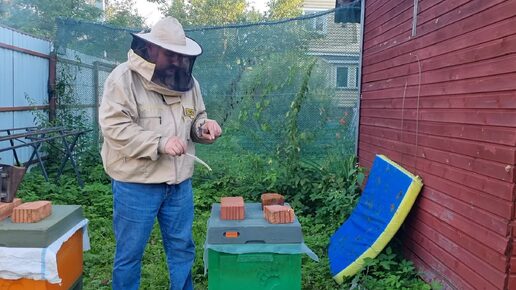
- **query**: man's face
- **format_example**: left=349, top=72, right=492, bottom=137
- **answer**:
left=147, top=44, right=195, bottom=92
left=154, top=49, right=191, bottom=73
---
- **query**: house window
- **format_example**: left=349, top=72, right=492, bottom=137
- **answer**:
left=336, top=66, right=359, bottom=88
left=336, top=67, right=349, bottom=88
left=314, top=16, right=326, bottom=33
left=305, top=10, right=327, bottom=34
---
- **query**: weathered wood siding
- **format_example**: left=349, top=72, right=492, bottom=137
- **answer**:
left=303, top=0, right=335, bottom=10
left=359, top=0, right=516, bottom=289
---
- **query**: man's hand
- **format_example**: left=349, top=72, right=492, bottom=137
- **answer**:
left=164, top=136, right=187, bottom=156
left=200, top=119, right=222, bottom=141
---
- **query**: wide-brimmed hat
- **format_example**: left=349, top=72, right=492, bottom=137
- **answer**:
left=132, top=17, right=202, bottom=56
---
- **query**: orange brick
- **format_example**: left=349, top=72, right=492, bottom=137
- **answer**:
left=261, top=193, right=285, bottom=209
left=12, top=200, right=52, bottom=223
left=220, top=197, right=245, bottom=220
left=0, top=198, right=22, bottom=221
left=264, top=205, right=294, bottom=224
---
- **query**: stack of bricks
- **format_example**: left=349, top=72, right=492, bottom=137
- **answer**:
left=0, top=198, right=22, bottom=221
left=11, top=201, right=52, bottom=223
left=220, top=196, right=245, bottom=220
left=261, top=193, right=285, bottom=208
left=264, top=204, right=295, bottom=224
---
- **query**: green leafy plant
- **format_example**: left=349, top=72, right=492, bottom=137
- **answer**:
left=349, top=247, right=442, bottom=290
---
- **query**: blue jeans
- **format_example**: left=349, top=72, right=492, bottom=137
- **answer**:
left=111, top=179, right=195, bottom=290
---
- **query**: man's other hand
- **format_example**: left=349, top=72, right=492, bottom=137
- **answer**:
left=164, top=136, right=187, bottom=156
left=200, top=119, right=222, bottom=141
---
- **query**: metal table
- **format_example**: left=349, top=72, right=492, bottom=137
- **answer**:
left=0, top=126, right=90, bottom=187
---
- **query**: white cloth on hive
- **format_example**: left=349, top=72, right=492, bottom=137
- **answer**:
left=0, top=219, right=89, bottom=284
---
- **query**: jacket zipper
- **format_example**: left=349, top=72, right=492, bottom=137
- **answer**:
left=171, top=107, right=178, bottom=184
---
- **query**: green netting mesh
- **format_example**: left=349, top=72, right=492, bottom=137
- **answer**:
left=54, top=7, right=361, bottom=164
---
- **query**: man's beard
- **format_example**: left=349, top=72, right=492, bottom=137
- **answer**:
left=152, top=65, right=193, bottom=92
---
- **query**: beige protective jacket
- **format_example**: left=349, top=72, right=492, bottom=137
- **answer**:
left=99, top=50, right=209, bottom=184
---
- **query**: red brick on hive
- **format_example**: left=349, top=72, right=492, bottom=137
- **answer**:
left=11, top=200, right=52, bottom=223
left=220, top=196, right=245, bottom=220
left=0, top=198, right=22, bottom=221
left=261, top=193, right=285, bottom=209
left=264, top=204, right=294, bottom=224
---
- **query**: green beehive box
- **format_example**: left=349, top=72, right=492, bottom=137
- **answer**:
left=206, top=203, right=304, bottom=290
left=208, top=249, right=301, bottom=290
left=0, top=205, right=83, bottom=248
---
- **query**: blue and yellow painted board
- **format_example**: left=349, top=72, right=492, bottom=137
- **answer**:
left=329, top=154, right=423, bottom=284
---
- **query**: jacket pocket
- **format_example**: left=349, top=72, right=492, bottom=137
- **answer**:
left=123, top=156, right=149, bottom=175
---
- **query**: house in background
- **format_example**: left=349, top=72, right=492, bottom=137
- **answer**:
left=303, top=0, right=361, bottom=107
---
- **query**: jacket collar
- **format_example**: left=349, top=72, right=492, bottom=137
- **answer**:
left=127, top=49, right=185, bottom=103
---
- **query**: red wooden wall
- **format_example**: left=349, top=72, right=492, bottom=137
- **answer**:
left=359, top=0, right=516, bottom=289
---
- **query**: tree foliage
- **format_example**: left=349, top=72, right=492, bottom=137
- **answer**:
left=148, top=0, right=303, bottom=27
left=104, top=0, right=146, bottom=29
left=0, top=0, right=102, bottom=38
left=0, top=0, right=305, bottom=40
left=266, top=0, right=303, bottom=20
left=162, top=0, right=249, bottom=27
left=0, top=0, right=145, bottom=39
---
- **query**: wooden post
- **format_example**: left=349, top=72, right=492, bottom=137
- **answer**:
left=48, top=53, right=57, bottom=123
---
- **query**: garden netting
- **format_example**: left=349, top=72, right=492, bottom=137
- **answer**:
left=54, top=6, right=361, bottom=166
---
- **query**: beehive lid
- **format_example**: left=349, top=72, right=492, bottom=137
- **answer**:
left=0, top=205, right=84, bottom=248
left=207, top=203, right=303, bottom=244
